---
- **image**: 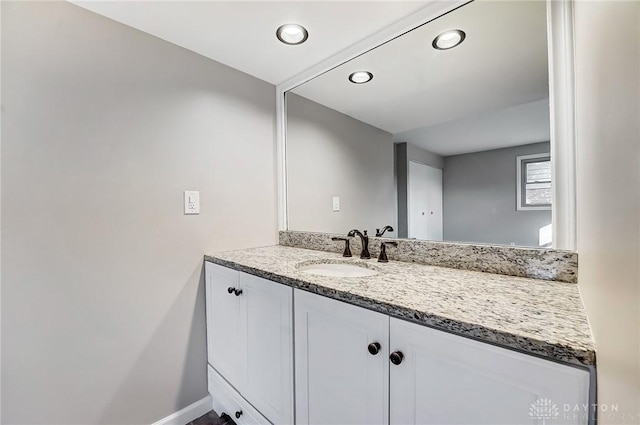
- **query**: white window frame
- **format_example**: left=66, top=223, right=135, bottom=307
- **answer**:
left=517, top=153, right=552, bottom=211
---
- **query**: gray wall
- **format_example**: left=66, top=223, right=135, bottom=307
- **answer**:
left=287, top=93, right=396, bottom=235
left=1, top=2, right=277, bottom=424
left=395, top=142, right=443, bottom=237
left=574, top=0, right=640, bottom=418
left=443, top=142, right=551, bottom=246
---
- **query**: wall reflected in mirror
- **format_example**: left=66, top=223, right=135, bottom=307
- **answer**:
left=286, top=0, right=553, bottom=248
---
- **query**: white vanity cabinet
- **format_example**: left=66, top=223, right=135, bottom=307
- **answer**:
left=294, top=289, right=390, bottom=425
left=206, top=262, right=591, bottom=425
left=205, top=262, right=293, bottom=425
left=389, top=318, right=591, bottom=425
left=294, top=289, right=591, bottom=425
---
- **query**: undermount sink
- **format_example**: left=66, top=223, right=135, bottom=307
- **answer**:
left=297, top=262, right=379, bottom=278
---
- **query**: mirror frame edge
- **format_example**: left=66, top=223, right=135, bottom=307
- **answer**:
left=276, top=0, right=578, bottom=251
left=547, top=0, right=577, bottom=251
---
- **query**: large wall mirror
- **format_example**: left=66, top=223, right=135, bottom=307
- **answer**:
left=285, top=0, right=558, bottom=248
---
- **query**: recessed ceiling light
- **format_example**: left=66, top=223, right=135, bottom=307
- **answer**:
left=432, top=30, right=466, bottom=50
left=348, top=71, right=373, bottom=84
left=276, top=24, right=309, bottom=45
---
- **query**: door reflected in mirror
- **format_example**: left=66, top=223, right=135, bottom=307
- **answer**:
left=285, top=0, right=553, bottom=248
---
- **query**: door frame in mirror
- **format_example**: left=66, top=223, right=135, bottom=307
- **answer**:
left=276, top=0, right=577, bottom=251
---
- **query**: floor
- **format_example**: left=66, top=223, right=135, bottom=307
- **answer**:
left=187, top=410, right=236, bottom=425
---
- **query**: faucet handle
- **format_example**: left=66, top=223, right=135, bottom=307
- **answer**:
left=331, top=237, right=352, bottom=257
left=376, top=225, right=395, bottom=237
left=378, top=241, right=398, bottom=263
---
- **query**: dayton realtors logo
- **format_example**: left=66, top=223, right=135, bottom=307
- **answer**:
left=529, top=399, right=631, bottom=423
left=529, top=398, right=560, bottom=424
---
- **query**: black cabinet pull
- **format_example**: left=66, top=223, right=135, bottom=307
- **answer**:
left=235, top=410, right=243, bottom=419
left=227, top=287, right=235, bottom=294
left=390, top=351, right=404, bottom=365
left=368, top=342, right=381, bottom=355
left=234, top=288, right=243, bottom=296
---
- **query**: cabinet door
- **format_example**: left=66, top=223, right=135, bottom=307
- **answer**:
left=238, top=272, right=293, bottom=425
left=295, top=289, right=389, bottom=425
left=205, top=262, right=241, bottom=386
left=389, top=318, right=590, bottom=425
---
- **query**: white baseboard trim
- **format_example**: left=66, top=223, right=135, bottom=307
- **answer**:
left=151, top=395, right=213, bottom=425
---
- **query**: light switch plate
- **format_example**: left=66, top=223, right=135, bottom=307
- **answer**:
left=184, top=191, right=200, bottom=215
left=332, top=196, right=340, bottom=212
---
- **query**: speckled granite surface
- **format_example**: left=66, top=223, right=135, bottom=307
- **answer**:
left=279, top=231, right=578, bottom=283
left=205, top=245, right=595, bottom=367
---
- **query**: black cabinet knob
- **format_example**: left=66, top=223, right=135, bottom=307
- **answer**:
left=234, top=288, right=243, bottom=296
left=227, top=287, right=235, bottom=294
left=235, top=410, right=243, bottom=419
left=390, top=351, right=404, bottom=365
left=368, top=342, right=381, bottom=355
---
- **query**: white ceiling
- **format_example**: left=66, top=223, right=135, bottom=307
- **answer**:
left=291, top=0, right=550, bottom=154
left=394, top=99, right=550, bottom=156
left=70, top=0, right=430, bottom=85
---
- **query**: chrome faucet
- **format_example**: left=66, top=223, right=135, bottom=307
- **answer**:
left=375, top=225, right=394, bottom=237
left=347, top=229, right=370, bottom=259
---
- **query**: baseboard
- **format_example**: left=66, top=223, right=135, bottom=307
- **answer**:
left=151, top=395, right=213, bottom=425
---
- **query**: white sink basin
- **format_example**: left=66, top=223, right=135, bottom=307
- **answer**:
left=297, top=263, right=379, bottom=278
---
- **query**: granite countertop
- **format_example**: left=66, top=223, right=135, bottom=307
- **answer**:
left=205, top=245, right=595, bottom=367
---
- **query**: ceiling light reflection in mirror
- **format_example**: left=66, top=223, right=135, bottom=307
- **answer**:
left=348, top=71, right=374, bottom=84
left=432, top=29, right=466, bottom=50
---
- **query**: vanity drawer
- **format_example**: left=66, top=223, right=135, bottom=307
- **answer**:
left=208, top=365, right=271, bottom=425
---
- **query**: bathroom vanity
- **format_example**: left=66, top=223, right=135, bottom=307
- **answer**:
left=203, top=2, right=595, bottom=421
left=203, top=239, right=594, bottom=425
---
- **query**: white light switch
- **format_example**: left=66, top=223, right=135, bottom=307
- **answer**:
left=184, top=191, right=200, bottom=215
left=332, top=196, right=340, bottom=212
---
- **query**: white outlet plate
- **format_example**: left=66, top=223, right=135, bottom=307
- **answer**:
left=332, top=196, right=340, bottom=212
left=184, top=191, right=200, bottom=215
